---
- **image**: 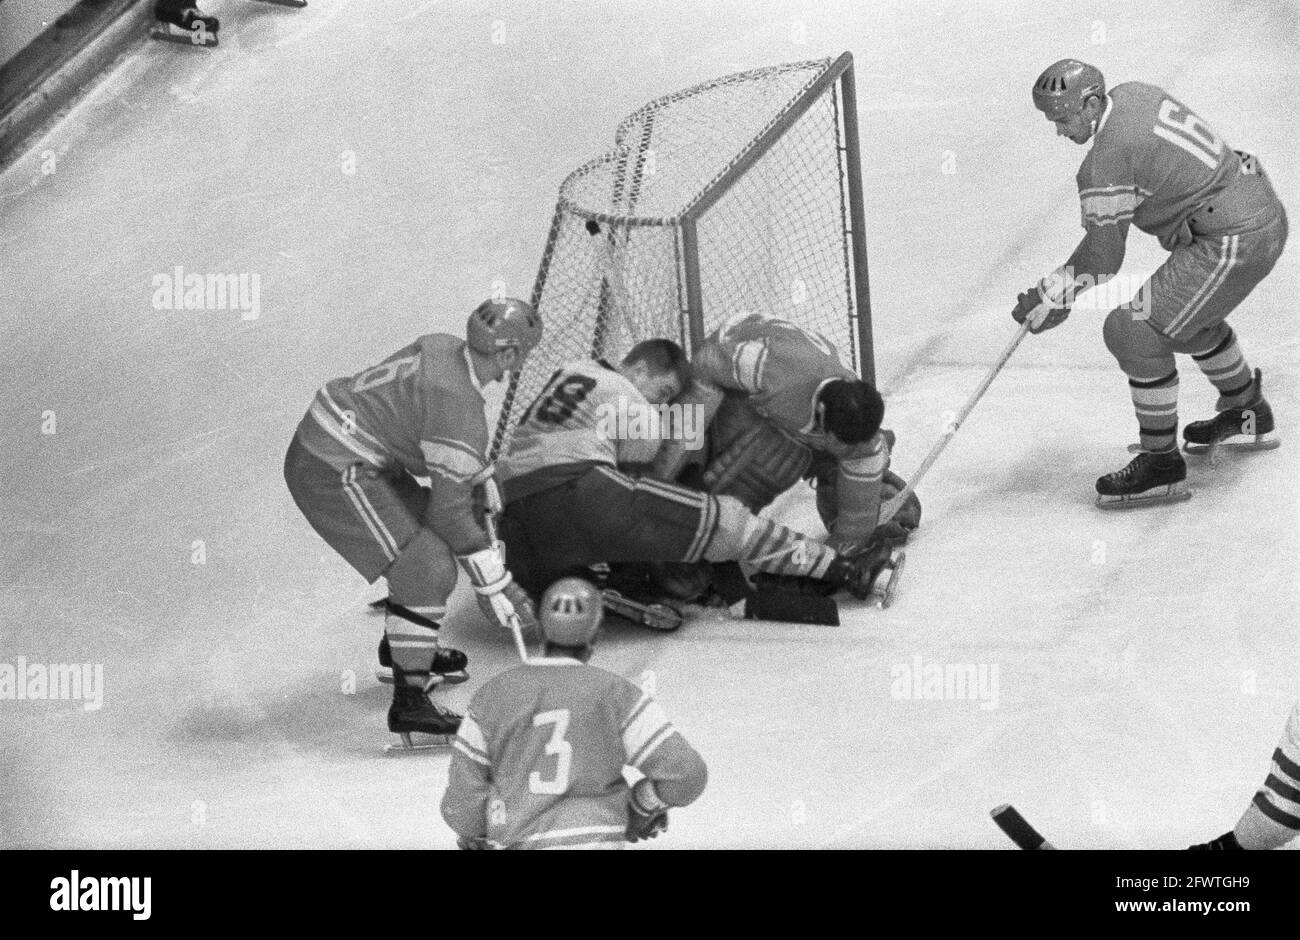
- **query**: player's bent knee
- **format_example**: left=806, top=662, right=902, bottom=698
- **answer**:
left=384, top=528, right=456, bottom=608
left=1102, top=306, right=1174, bottom=376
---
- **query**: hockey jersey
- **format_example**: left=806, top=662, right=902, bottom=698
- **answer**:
left=294, top=333, right=491, bottom=555
left=497, top=359, right=669, bottom=503
left=692, top=311, right=889, bottom=540
left=1070, top=82, right=1275, bottom=279
left=440, top=658, right=708, bottom=849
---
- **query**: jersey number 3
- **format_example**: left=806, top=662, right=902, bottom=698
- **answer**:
left=1153, top=99, right=1224, bottom=171
left=528, top=709, right=573, bottom=795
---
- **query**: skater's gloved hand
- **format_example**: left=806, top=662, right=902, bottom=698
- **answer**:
left=470, top=465, right=503, bottom=515
left=868, top=519, right=911, bottom=549
left=626, top=779, right=670, bottom=843
left=1011, top=272, right=1072, bottom=334
left=457, top=546, right=539, bottom=633
left=457, top=836, right=501, bottom=850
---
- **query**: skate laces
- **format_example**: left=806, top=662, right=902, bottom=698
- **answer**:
left=1113, top=453, right=1147, bottom=480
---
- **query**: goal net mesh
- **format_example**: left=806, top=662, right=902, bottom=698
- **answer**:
left=492, top=56, right=864, bottom=458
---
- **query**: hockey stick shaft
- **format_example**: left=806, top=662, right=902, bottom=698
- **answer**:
left=880, top=320, right=1031, bottom=525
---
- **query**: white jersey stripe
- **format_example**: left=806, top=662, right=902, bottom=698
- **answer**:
left=1167, top=235, right=1237, bottom=337
left=341, top=467, right=399, bottom=561
left=309, top=399, right=389, bottom=467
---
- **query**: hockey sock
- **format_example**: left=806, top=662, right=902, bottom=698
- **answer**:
left=705, top=497, right=834, bottom=578
left=383, top=601, right=445, bottom=680
left=1190, top=327, right=1255, bottom=409
left=1128, top=370, right=1179, bottom=453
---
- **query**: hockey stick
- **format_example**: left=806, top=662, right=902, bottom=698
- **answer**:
left=990, top=803, right=1056, bottom=849
left=479, top=482, right=531, bottom=663
left=879, top=320, right=1031, bottom=525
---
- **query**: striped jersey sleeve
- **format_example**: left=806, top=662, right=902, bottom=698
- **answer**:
left=416, top=340, right=493, bottom=554
left=827, top=430, right=889, bottom=542
left=440, top=709, right=492, bottom=842
left=1249, top=702, right=1300, bottom=836
left=1071, top=149, right=1138, bottom=281
left=616, top=679, right=708, bottom=808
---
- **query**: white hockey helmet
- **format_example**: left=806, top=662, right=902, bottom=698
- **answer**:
left=466, top=297, right=542, bottom=359
left=539, top=577, right=604, bottom=649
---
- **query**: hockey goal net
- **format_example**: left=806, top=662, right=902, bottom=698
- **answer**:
left=491, top=52, right=872, bottom=458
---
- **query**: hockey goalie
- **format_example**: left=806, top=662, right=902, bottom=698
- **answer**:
left=638, top=311, right=921, bottom=610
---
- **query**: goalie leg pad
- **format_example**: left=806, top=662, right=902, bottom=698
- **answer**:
left=745, top=579, right=840, bottom=625
left=703, top=400, right=812, bottom=511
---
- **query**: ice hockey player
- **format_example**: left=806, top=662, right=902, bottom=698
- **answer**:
left=1191, top=701, right=1300, bottom=850
left=495, top=338, right=896, bottom=607
left=1015, top=59, right=1287, bottom=508
left=662, top=310, right=920, bottom=553
left=284, top=298, right=542, bottom=742
left=440, top=577, right=708, bottom=849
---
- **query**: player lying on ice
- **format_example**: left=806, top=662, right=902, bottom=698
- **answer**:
left=284, top=299, right=543, bottom=743
left=1013, top=59, right=1287, bottom=509
left=440, top=578, right=708, bottom=849
left=635, top=311, right=921, bottom=609
left=495, top=335, right=899, bottom=617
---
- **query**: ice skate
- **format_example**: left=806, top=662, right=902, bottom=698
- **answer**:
left=385, top=667, right=461, bottom=753
left=586, top=564, right=688, bottom=631
left=823, top=546, right=906, bottom=608
left=1183, top=368, right=1280, bottom=455
left=867, top=549, right=906, bottom=609
left=1095, top=448, right=1190, bottom=509
left=600, top=589, right=685, bottom=631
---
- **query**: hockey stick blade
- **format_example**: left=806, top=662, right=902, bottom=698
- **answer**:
left=990, top=804, right=1055, bottom=849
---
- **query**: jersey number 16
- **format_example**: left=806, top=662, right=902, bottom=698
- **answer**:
left=1153, top=99, right=1224, bottom=171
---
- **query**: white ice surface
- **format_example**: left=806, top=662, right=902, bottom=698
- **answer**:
left=1, top=0, right=1297, bottom=848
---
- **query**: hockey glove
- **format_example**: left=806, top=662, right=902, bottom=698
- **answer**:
left=1011, top=271, right=1072, bottom=334
left=457, top=546, right=538, bottom=633
left=469, top=466, right=503, bottom=529
left=626, top=778, right=670, bottom=843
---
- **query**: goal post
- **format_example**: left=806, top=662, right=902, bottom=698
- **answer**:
left=492, top=52, right=873, bottom=461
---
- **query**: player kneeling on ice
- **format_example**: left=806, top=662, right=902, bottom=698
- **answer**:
left=1014, top=60, right=1287, bottom=508
left=495, top=339, right=896, bottom=617
left=440, top=578, right=708, bottom=849
left=284, top=299, right=542, bottom=744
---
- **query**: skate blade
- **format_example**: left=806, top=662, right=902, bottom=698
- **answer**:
left=1184, top=432, right=1280, bottom=455
left=149, top=25, right=218, bottom=47
left=870, top=551, right=906, bottom=609
left=1095, top=482, right=1192, bottom=509
left=250, top=0, right=308, bottom=7
left=601, top=590, right=684, bottom=631
left=384, top=732, right=451, bottom=754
